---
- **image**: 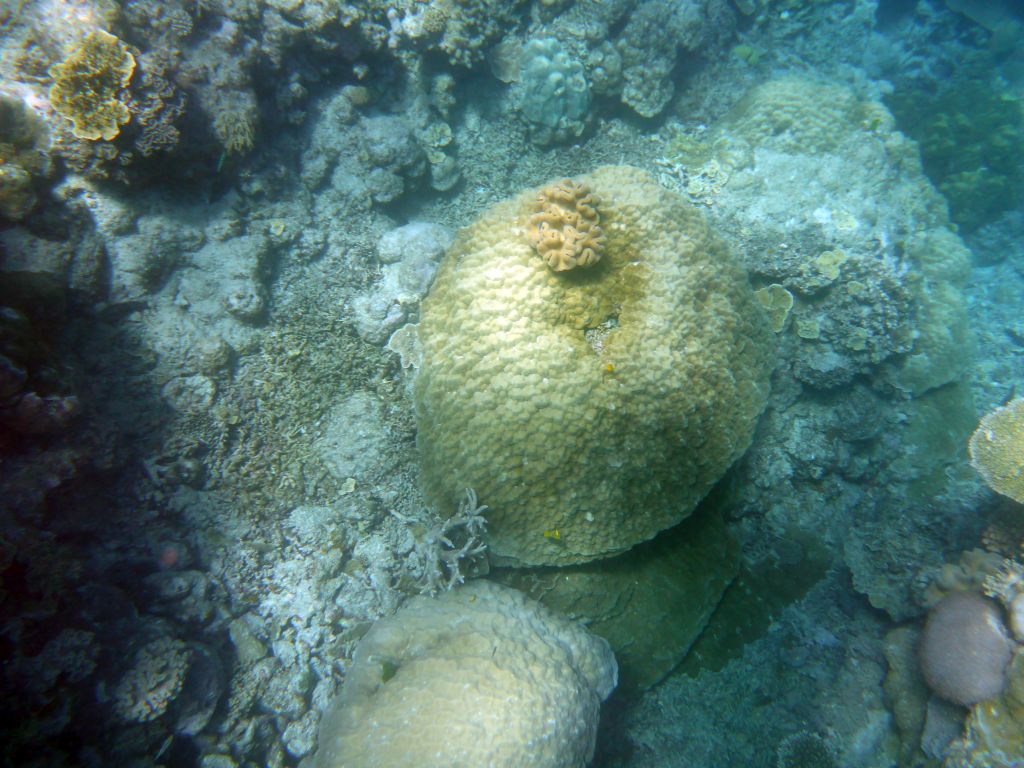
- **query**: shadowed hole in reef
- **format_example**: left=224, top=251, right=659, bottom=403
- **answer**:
left=677, top=527, right=831, bottom=677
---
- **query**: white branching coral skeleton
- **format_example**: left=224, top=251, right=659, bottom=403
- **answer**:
left=394, top=488, right=489, bottom=594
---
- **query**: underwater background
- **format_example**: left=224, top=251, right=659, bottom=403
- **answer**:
left=2, top=0, right=1024, bottom=766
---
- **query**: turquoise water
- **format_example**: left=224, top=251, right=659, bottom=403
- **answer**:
left=0, top=1, right=1022, bottom=766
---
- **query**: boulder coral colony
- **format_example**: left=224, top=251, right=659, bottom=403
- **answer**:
left=1, top=1, right=1024, bottom=767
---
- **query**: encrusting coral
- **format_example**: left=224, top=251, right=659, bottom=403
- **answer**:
left=754, top=283, right=794, bottom=333
left=969, top=398, right=1024, bottom=504
left=527, top=178, right=606, bottom=272
left=48, top=30, right=135, bottom=142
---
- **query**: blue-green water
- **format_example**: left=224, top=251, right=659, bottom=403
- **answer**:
left=0, top=1, right=1022, bottom=766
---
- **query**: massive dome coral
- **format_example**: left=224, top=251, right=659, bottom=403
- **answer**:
left=310, top=580, right=617, bottom=768
left=414, top=166, right=775, bottom=567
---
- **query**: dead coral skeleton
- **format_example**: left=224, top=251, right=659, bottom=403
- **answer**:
left=395, top=488, right=488, bottom=594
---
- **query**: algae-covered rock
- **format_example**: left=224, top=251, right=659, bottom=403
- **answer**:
left=493, top=507, right=739, bottom=690
left=414, top=165, right=775, bottom=567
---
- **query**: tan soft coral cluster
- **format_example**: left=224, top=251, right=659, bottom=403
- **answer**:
left=527, top=178, right=606, bottom=272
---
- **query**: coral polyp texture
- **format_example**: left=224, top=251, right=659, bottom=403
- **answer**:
left=969, top=398, right=1024, bottom=504
left=725, top=76, right=876, bottom=152
left=527, top=178, right=605, bottom=272
left=414, top=166, right=775, bottom=567
left=919, top=590, right=1014, bottom=706
left=48, top=30, right=135, bottom=142
left=310, top=580, right=617, bottom=768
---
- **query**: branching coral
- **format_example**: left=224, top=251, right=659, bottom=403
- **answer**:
left=48, top=30, right=135, bottom=141
left=969, top=398, right=1024, bottom=504
left=527, top=178, right=605, bottom=272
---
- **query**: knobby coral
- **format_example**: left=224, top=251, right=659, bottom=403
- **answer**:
left=969, top=398, right=1024, bottom=504
left=416, top=166, right=774, bottom=567
left=311, top=580, right=617, bottom=768
left=49, top=30, right=135, bottom=141
left=527, top=178, right=605, bottom=271
left=754, top=284, right=794, bottom=333
left=919, top=590, right=1014, bottom=706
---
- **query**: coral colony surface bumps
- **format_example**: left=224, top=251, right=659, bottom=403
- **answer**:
left=310, top=580, right=617, bottom=768
left=969, top=397, right=1024, bottom=504
left=414, top=166, right=775, bottom=567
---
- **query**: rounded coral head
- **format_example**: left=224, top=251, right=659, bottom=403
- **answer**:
left=919, top=590, right=1014, bottom=706
left=48, top=30, right=135, bottom=142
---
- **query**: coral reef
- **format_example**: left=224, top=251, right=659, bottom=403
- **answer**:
left=3, top=2, right=1023, bottom=767
left=616, top=0, right=735, bottom=118
left=376, top=0, right=528, bottom=67
left=666, top=74, right=975, bottom=400
left=920, top=547, right=1005, bottom=607
left=889, top=75, right=1024, bottom=232
left=527, top=178, right=605, bottom=272
left=969, top=398, right=1024, bottom=504
left=310, top=580, right=617, bottom=768
left=415, top=166, right=775, bottom=567
left=48, top=30, right=135, bottom=142
left=515, top=37, right=591, bottom=145
left=919, top=591, right=1014, bottom=706
left=0, top=94, right=50, bottom=221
